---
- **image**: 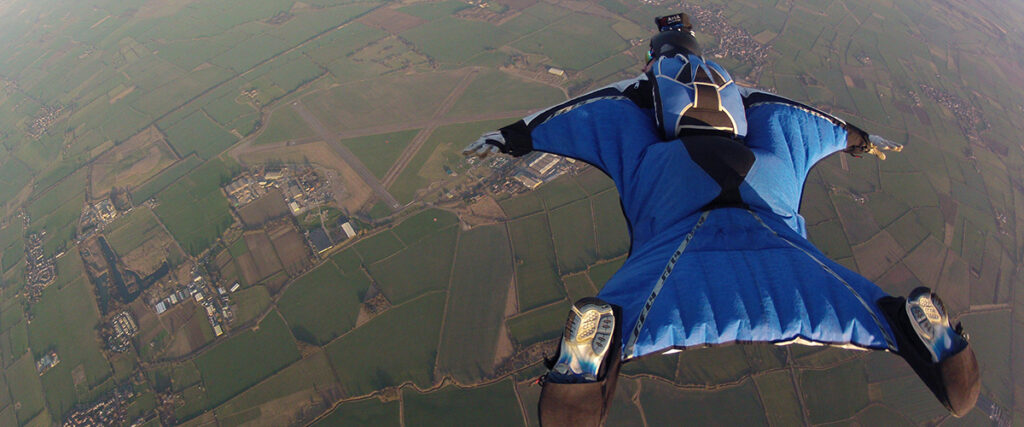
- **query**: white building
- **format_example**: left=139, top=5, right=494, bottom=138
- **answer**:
left=341, top=222, right=356, bottom=239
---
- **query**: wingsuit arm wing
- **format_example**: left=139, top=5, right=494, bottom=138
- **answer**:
left=738, top=86, right=902, bottom=166
left=473, top=75, right=662, bottom=185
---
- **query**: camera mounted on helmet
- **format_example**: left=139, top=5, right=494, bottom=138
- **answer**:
left=647, top=13, right=701, bottom=62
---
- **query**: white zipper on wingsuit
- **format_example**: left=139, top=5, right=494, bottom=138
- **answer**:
left=623, top=209, right=897, bottom=359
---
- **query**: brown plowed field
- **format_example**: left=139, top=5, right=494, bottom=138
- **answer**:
left=238, top=188, right=290, bottom=228
left=236, top=252, right=262, bottom=284
left=90, top=125, right=177, bottom=198
left=358, top=7, right=426, bottom=34
left=244, top=231, right=284, bottom=280
left=269, top=223, right=312, bottom=277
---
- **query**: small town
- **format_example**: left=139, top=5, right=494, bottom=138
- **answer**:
left=918, top=83, right=985, bottom=140
left=151, top=272, right=235, bottom=337
left=104, top=310, right=138, bottom=353
left=688, top=4, right=771, bottom=80
left=23, top=231, right=56, bottom=301
left=62, top=384, right=138, bottom=427
left=28, top=104, right=64, bottom=138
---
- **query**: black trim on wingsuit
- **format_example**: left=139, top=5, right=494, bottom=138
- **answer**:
left=684, top=135, right=755, bottom=210
left=499, top=78, right=654, bottom=156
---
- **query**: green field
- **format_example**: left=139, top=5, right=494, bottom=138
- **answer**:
left=302, top=22, right=386, bottom=68
left=152, top=159, right=235, bottom=255
left=437, top=224, right=513, bottom=382
left=754, top=371, right=803, bottom=427
left=8, top=353, right=46, bottom=425
left=27, top=277, right=113, bottom=419
left=214, top=350, right=338, bottom=422
left=131, top=155, right=204, bottom=201
left=193, top=311, right=300, bottom=411
left=872, top=373, right=948, bottom=424
left=562, top=273, right=597, bottom=304
left=367, top=226, right=457, bottom=304
left=160, top=110, right=239, bottom=159
left=339, top=129, right=420, bottom=180
left=621, top=352, right=680, bottom=381
left=508, top=214, right=565, bottom=310
left=401, top=17, right=513, bottom=65
left=389, top=119, right=510, bottom=203
left=353, top=230, right=404, bottom=264
left=591, top=189, right=630, bottom=259
left=535, top=174, right=587, bottom=210
left=403, top=379, right=522, bottom=426
left=391, top=209, right=459, bottom=245
left=105, top=207, right=164, bottom=255
left=51, top=250, right=86, bottom=290
left=445, top=69, right=565, bottom=118
left=799, top=360, right=870, bottom=424
left=674, top=345, right=756, bottom=386
left=253, top=106, right=316, bottom=145
left=960, top=310, right=1013, bottom=408
left=549, top=198, right=597, bottom=273
left=511, top=13, right=628, bottom=71
left=26, top=168, right=88, bottom=255
left=278, top=262, right=367, bottom=345
left=498, top=193, right=544, bottom=219
left=507, top=302, right=568, bottom=348
left=312, top=397, right=401, bottom=427
left=304, top=72, right=462, bottom=133
left=397, top=0, right=469, bottom=20
left=0, top=222, right=24, bottom=272
left=587, top=257, right=625, bottom=290
left=329, top=248, right=363, bottom=275
left=230, top=285, right=271, bottom=325
left=0, top=316, right=29, bottom=367
left=325, top=292, right=446, bottom=396
left=639, top=377, right=768, bottom=426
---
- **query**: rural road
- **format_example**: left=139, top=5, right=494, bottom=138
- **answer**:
left=291, top=101, right=402, bottom=210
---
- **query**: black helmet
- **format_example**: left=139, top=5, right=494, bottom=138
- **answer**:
left=649, top=29, right=702, bottom=59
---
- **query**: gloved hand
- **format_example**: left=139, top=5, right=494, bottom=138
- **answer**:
left=844, top=125, right=903, bottom=160
left=463, top=131, right=507, bottom=158
left=865, top=134, right=903, bottom=160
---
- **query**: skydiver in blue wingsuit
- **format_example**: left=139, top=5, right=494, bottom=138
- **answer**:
left=464, top=13, right=980, bottom=426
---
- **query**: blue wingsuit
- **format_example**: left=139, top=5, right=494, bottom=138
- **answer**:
left=497, top=57, right=899, bottom=361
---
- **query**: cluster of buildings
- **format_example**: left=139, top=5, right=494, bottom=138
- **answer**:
left=918, top=83, right=984, bottom=140
left=36, top=350, right=60, bottom=375
left=152, top=274, right=236, bottom=337
left=688, top=5, right=771, bottom=78
left=473, top=151, right=579, bottom=194
left=306, top=219, right=357, bottom=255
left=78, top=198, right=121, bottom=241
left=225, top=166, right=333, bottom=216
left=28, top=104, right=64, bottom=138
left=241, top=88, right=261, bottom=106
left=105, top=311, right=138, bottom=353
left=24, top=232, right=56, bottom=301
left=62, top=384, right=136, bottom=427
